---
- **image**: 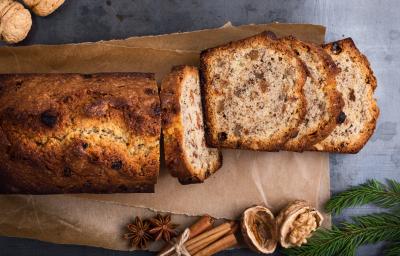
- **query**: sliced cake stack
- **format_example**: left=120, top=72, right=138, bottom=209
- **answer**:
left=159, top=31, right=379, bottom=185
left=197, top=32, right=378, bottom=153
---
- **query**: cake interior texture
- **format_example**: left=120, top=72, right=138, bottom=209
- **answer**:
left=201, top=33, right=306, bottom=150
left=282, top=37, right=343, bottom=151
left=313, top=39, right=379, bottom=152
left=179, top=69, right=221, bottom=177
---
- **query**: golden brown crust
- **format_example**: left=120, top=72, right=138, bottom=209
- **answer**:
left=161, top=66, right=222, bottom=184
left=200, top=31, right=307, bottom=151
left=161, top=66, right=188, bottom=181
left=312, top=38, right=379, bottom=153
left=281, top=36, right=344, bottom=151
left=0, top=73, right=160, bottom=194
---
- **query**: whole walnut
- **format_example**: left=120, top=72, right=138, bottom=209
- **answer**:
left=23, top=0, right=64, bottom=16
left=0, top=0, right=32, bottom=43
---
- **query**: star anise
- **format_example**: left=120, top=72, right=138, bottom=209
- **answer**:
left=149, top=214, right=179, bottom=242
left=123, top=216, right=152, bottom=249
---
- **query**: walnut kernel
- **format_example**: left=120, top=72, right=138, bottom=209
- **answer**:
left=276, top=200, right=323, bottom=248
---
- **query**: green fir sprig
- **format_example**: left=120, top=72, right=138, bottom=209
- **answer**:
left=282, top=213, right=400, bottom=256
left=282, top=179, right=400, bottom=256
left=385, top=241, right=400, bottom=256
left=325, top=179, right=400, bottom=215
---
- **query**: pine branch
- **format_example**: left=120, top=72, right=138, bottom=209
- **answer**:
left=326, top=179, right=400, bottom=215
left=281, top=213, right=400, bottom=256
left=385, top=241, right=400, bottom=256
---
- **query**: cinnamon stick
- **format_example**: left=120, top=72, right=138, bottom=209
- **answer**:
left=185, top=222, right=232, bottom=247
left=227, top=222, right=238, bottom=235
left=157, top=215, right=214, bottom=256
left=187, top=222, right=238, bottom=255
left=187, top=228, right=230, bottom=254
left=193, top=233, right=238, bottom=256
left=188, top=214, right=215, bottom=238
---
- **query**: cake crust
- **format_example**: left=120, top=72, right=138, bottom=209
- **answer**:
left=0, top=73, right=160, bottom=193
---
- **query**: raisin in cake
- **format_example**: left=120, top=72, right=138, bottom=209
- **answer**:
left=312, top=38, right=379, bottom=153
left=281, top=36, right=344, bottom=151
left=0, top=73, right=160, bottom=193
left=161, top=66, right=222, bottom=184
left=200, top=32, right=307, bottom=151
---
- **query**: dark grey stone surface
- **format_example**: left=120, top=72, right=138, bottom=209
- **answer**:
left=1, top=0, right=399, bottom=255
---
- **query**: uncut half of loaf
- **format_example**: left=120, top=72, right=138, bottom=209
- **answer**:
left=200, top=32, right=307, bottom=151
left=161, top=66, right=222, bottom=184
left=0, top=73, right=161, bottom=194
left=312, top=38, right=379, bottom=153
left=281, top=36, right=344, bottom=151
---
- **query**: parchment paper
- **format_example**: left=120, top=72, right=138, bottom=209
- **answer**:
left=0, top=23, right=330, bottom=251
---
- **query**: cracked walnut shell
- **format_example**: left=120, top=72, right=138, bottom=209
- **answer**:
left=0, top=0, right=32, bottom=43
left=276, top=200, right=323, bottom=248
left=241, top=206, right=278, bottom=254
left=23, top=0, right=64, bottom=16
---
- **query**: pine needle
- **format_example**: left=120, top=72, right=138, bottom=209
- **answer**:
left=281, top=213, right=400, bottom=256
left=385, top=241, right=400, bottom=256
left=326, top=179, right=400, bottom=215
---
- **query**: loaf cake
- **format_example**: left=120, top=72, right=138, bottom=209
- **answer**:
left=281, top=36, right=344, bottom=151
left=161, top=66, right=222, bottom=184
left=200, top=32, right=307, bottom=151
left=312, top=38, right=379, bottom=153
left=0, top=73, right=161, bottom=193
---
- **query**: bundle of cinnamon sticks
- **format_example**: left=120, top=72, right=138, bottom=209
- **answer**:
left=158, top=215, right=238, bottom=256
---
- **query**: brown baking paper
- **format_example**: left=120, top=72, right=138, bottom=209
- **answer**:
left=0, top=23, right=330, bottom=251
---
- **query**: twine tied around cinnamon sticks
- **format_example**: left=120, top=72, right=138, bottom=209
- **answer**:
left=159, top=228, right=191, bottom=256
left=158, top=215, right=238, bottom=256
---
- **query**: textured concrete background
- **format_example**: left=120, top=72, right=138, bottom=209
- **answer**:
left=1, top=0, right=399, bottom=255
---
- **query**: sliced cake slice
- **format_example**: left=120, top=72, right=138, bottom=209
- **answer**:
left=161, top=66, right=222, bottom=184
left=281, top=36, right=344, bottom=151
left=200, top=32, right=307, bottom=151
left=312, top=38, right=379, bottom=153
